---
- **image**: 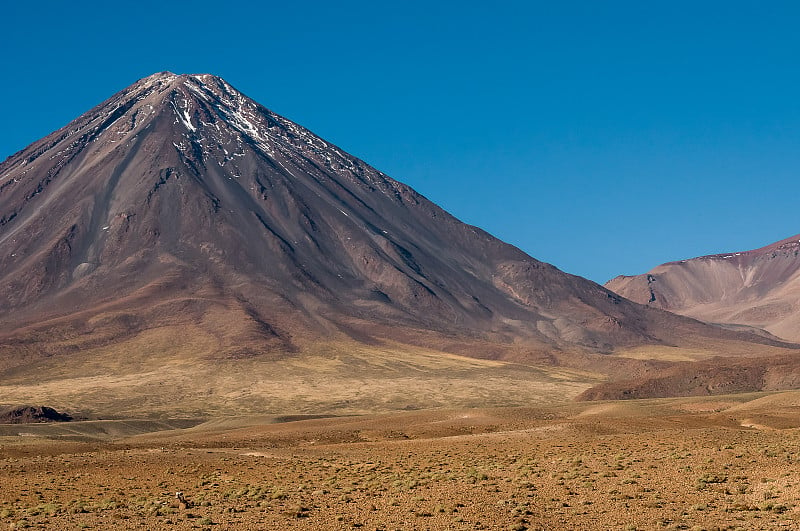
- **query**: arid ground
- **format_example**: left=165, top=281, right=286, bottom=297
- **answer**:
left=2, top=391, right=800, bottom=530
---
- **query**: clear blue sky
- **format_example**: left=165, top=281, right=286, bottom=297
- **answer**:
left=2, top=1, right=798, bottom=283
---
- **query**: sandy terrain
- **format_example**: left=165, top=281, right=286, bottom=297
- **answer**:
left=2, top=392, right=800, bottom=529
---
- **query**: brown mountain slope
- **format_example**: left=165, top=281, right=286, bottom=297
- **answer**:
left=606, top=235, right=800, bottom=341
left=0, top=73, right=797, bottom=415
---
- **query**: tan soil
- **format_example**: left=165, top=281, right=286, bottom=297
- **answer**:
left=1, top=393, right=800, bottom=529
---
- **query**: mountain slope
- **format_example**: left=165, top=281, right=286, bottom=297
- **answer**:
left=0, top=73, right=795, bottom=413
left=606, top=235, right=800, bottom=341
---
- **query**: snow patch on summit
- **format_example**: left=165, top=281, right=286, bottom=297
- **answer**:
left=170, top=100, right=195, bottom=132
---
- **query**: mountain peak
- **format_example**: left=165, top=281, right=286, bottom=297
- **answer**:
left=748, top=233, right=800, bottom=255
left=140, top=70, right=178, bottom=81
left=136, top=71, right=221, bottom=85
left=658, top=233, right=800, bottom=265
left=2, top=72, right=311, bottom=188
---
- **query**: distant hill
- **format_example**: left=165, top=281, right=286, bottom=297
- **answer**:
left=606, top=234, right=800, bottom=341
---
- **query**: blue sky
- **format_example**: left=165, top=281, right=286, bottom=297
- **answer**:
left=1, top=1, right=798, bottom=283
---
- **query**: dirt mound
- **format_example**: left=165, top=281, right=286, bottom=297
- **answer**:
left=0, top=405, right=72, bottom=424
left=577, top=354, right=800, bottom=401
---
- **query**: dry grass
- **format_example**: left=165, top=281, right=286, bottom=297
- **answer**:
left=612, top=338, right=798, bottom=362
left=611, top=345, right=716, bottom=362
left=0, top=328, right=603, bottom=419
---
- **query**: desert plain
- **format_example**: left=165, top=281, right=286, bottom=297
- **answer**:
left=2, top=390, right=800, bottom=530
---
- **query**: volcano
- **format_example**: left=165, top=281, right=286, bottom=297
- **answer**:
left=606, top=234, right=800, bottom=342
left=0, top=73, right=794, bottom=416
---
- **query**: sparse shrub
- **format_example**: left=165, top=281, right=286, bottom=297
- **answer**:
left=696, top=474, right=727, bottom=490
left=26, top=503, right=60, bottom=517
left=270, top=488, right=287, bottom=500
left=465, top=467, right=488, bottom=482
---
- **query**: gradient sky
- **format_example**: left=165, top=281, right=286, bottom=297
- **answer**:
left=2, top=1, right=798, bottom=283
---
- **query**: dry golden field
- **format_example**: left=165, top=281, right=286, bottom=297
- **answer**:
left=0, top=331, right=603, bottom=419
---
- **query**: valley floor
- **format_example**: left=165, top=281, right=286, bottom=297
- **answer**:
left=1, top=393, right=800, bottom=530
